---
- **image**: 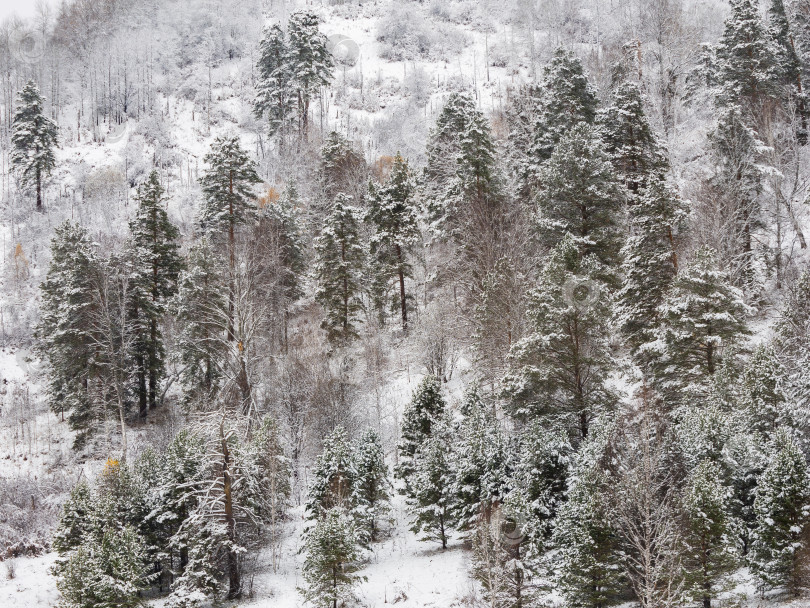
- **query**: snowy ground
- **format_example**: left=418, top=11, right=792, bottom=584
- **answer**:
left=0, top=553, right=60, bottom=608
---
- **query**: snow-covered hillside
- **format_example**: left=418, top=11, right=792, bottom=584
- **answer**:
left=3, top=0, right=810, bottom=607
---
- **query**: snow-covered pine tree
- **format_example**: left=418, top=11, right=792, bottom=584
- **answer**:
left=714, top=0, right=780, bottom=108
left=286, top=10, right=334, bottom=140
left=55, top=526, right=148, bottom=608
left=775, top=270, right=810, bottom=426
left=168, top=419, right=247, bottom=601
left=366, top=153, right=419, bottom=329
left=649, top=246, right=750, bottom=406
left=144, top=430, right=208, bottom=580
left=512, top=422, right=572, bottom=539
left=53, top=481, right=95, bottom=555
left=37, top=221, right=101, bottom=448
left=52, top=460, right=153, bottom=608
left=740, top=344, right=797, bottom=438
left=422, top=92, right=513, bottom=304
left=503, top=235, right=616, bottom=440
left=749, top=430, right=810, bottom=595
left=313, top=195, right=365, bottom=343
left=599, top=81, right=668, bottom=196
left=306, top=426, right=357, bottom=521
left=254, top=24, right=295, bottom=141
left=10, top=80, right=57, bottom=210
left=529, top=48, right=598, bottom=169
left=768, top=0, right=804, bottom=106
left=129, top=170, right=182, bottom=418
left=199, top=135, right=261, bottom=341
left=175, top=237, right=228, bottom=408
left=300, top=507, right=364, bottom=608
left=395, top=374, right=446, bottom=493
left=683, top=459, right=740, bottom=608
left=553, top=425, right=624, bottom=608
left=615, top=175, right=688, bottom=359
left=407, top=419, right=456, bottom=550
left=451, top=400, right=509, bottom=533
left=352, top=428, right=391, bottom=544
left=535, top=123, right=625, bottom=273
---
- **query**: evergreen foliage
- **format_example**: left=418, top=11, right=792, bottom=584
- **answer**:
left=10, top=80, right=57, bottom=209
left=313, top=196, right=366, bottom=343
left=749, top=431, right=810, bottom=595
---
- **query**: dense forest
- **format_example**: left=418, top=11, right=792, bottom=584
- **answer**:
left=2, top=0, right=810, bottom=607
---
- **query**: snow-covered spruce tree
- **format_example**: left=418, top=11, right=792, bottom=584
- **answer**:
left=254, top=24, right=295, bottom=141
left=598, top=81, right=668, bottom=196
left=10, top=80, right=57, bottom=210
left=553, top=424, right=624, bottom=608
left=768, top=0, right=804, bottom=95
left=55, top=526, right=148, bottom=608
left=451, top=400, right=509, bottom=533
left=352, top=428, right=391, bottom=544
left=129, top=170, right=182, bottom=419
left=699, top=0, right=779, bottom=110
left=503, top=235, right=616, bottom=440
left=749, top=430, right=810, bottom=595
left=53, top=481, right=95, bottom=555
left=306, top=426, right=357, bottom=520
left=175, top=237, right=228, bottom=408
left=53, top=460, right=153, bottom=608
left=775, top=270, right=810, bottom=425
left=37, top=221, right=101, bottom=448
left=535, top=123, right=625, bottom=274
left=739, top=344, right=798, bottom=438
left=682, top=460, right=740, bottom=608
left=395, top=374, right=446, bottom=494
left=512, top=421, right=572, bottom=539
left=423, top=92, right=515, bottom=307
left=300, top=506, right=364, bottom=608
left=407, top=418, right=456, bottom=550
left=199, top=135, right=261, bottom=341
left=286, top=10, right=333, bottom=140
left=615, top=175, right=688, bottom=359
left=314, top=195, right=365, bottom=343
left=423, top=92, right=481, bottom=218
left=366, top=153, right=419, bottom=330
left=167, top=419, right=258, bottom=602
left=143, top=430, right=208, bottom=582
left=648, top=247, right=750, bottom=407
left=528, top=48, right=598, bottom=172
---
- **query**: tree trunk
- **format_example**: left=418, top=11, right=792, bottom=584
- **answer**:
left=222, top=425, right=241, bottom=599
left=148, top=317, right=158, bottom=410
left=396, top=243, right=407, bottom=330
left=36, top=166, right=42, bottom=210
